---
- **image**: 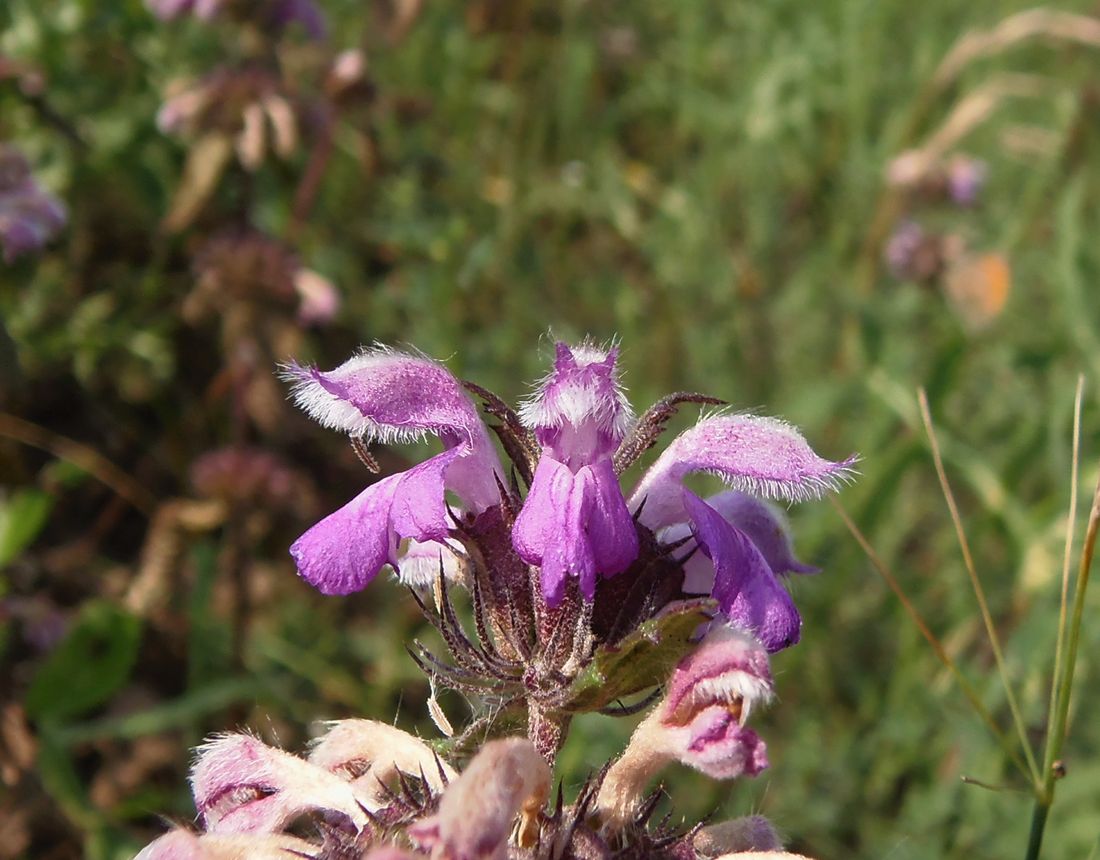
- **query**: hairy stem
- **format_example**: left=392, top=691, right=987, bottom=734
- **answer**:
left=527, top=700, right=569, bottom=766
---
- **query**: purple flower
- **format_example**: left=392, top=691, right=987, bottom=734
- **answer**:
left=0, top=145, right=66, bottom=264
left=285, top=340, right=854, bottom=650
left=628, top=415, right=854, bottom=650
left=282, top=348, right=504, bottom=595
left=513, top=342, right=638, bottom=604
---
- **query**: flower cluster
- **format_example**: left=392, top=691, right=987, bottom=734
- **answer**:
left=284, top=341, right=853, bottom=651
left=136, top=338, right=852, bottom=859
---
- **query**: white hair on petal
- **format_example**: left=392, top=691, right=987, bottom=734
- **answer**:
left=679, top=412, right=860, bottom=504
left=518, top=335, right=635, bottom=435
left=277, top=345, right=440, bottom=445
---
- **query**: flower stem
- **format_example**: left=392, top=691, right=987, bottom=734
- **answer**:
left=527, top=700, right=569, bottom=766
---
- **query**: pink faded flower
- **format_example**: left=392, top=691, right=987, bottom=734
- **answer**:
left=306, top=718, right=456, bottom=810
left=190, top=733, right=367, bottom=834
left=135, top=828, right=317, bottom=859
left=409, top=737, right=550, bottom=860
left=157, top=68, right=299, bottom=172
left=594, top=627, right=774, bottom=830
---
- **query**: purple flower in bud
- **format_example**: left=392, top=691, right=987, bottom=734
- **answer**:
left=190, top=733, right=367, bottom=834
left=595, top=627, right=774, bottom=830
left=282, top=348, right=504, bottom=595
left=0, top=145, right=66, bottom=264
left=513, top=342, right=639, bottom=604
left=409, top=737, right=550, bottom=860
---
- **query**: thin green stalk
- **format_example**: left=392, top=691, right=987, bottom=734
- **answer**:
left=1043, top=376, right=1083, bottom=772
left=832, top=498, right=1031, bottom=779
left=918, top=389, right=1042, bottom=787
left=1026, top=469, right=1100, bottom=860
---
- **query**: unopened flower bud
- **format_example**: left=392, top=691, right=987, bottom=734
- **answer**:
left=409, top=737, right=550, bottom=860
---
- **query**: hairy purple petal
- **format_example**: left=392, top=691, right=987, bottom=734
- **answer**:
left=282, top=347, right=501, bottom=510
left=190, top=734, right=366, bottom=835
left=512, top=456, right=637, bottom=605
left=684, top=492, right=801, bottom=652
left=631, top=414, right=856, bottom=530
left=290, top=449, right=460, bottom=595
left=667, top=491, right=816, bottom=594
left=519, top=341, right=633, bottom=464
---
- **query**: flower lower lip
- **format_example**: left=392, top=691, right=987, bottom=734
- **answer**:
left=201, top=784, right=273, bottom=829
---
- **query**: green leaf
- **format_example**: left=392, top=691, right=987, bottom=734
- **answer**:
left=25, top=601, right=142, bottom=723
left=562, top=598, right=716, bottom=713
left=0, top=489, right=54, bottom=566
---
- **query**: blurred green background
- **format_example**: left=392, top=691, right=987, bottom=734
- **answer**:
left=2, top=0, right=1100, bottom=857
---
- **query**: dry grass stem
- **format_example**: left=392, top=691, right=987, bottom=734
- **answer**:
left=917, top=388, right=1041, bottom=785
left=830, top=497, right=1031, bottom=779
left=934, top=8, right=1100, bottom=88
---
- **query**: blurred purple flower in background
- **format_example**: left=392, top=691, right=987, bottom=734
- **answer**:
left=145, top=0, right=327, bottom=38
left=0, top=145, right=66, bottom=264
left=946, top=155, right=988, bottom=207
